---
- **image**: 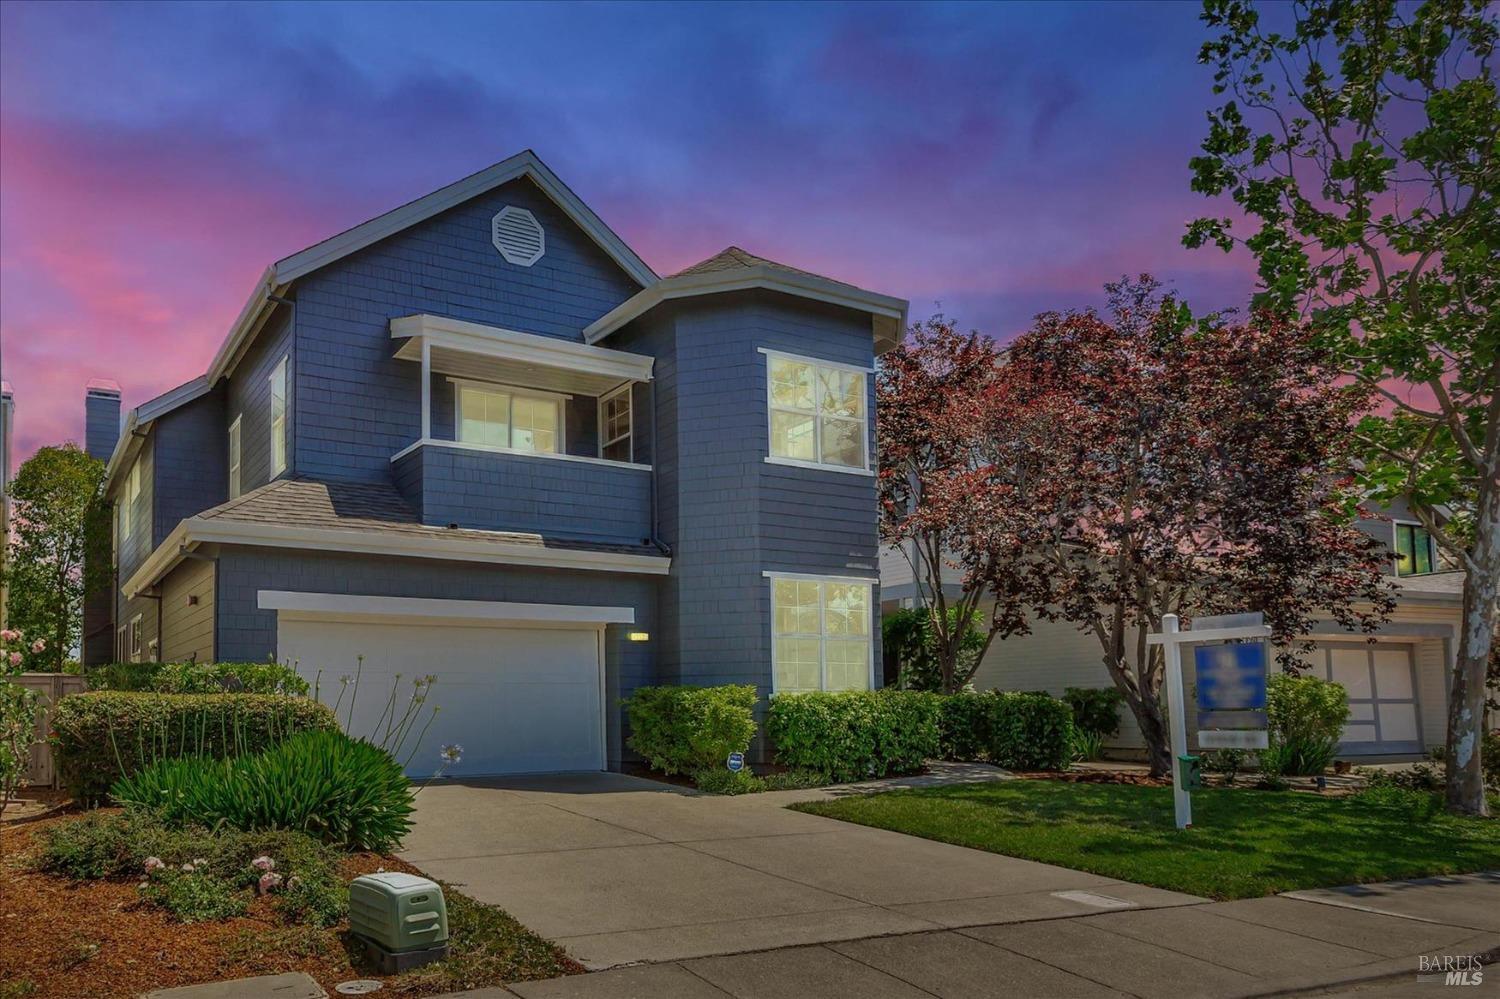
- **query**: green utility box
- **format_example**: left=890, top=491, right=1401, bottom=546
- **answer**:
left=349, top=872, right=449, bottom=973
left=1178, top=753, right=1203, bottom=791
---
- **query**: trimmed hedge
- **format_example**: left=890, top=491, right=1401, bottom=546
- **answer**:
left=52, top=691, right=339, bottom=803
left=87, top=660, right=309, bottom=696
left=937, top=690, right=1075, bottom=771
left=766, top=690, right=941, bottom=782
left=624, top=684, right=758, bottom=776
left=989, top=692, right=1074, bottom=770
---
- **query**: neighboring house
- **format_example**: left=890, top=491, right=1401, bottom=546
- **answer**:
left=81, top=380, right=122, bottom=665
left=81, top=150, right=907, bottom=776
left=1, top=381, right=12, bottom=628
left=880, top=500, right=1465, bottom=761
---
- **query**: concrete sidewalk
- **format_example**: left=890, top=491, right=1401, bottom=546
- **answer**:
left=448, top=871, right=1500, bottom=999
left=399, top=768, right=1200, bottom=969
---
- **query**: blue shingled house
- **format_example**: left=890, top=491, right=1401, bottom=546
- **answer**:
left=81, top=151, right=907, bottom=775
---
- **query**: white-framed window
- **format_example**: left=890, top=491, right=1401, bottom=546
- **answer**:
left=454, top=380, right=562, bottom=454
left=128, top=614, right=143, bottom=664
left=769, top=573, right=874, bottom=694
left=119, top=460, right=140, bottom=542
left=764, top=350, right=869, bottom=471
left=115, top=624, right=127, bottom=662
left=599, top=385, right=632, bottom=462
left=227, top=415, right=242, bottom=499
left=269, top=357, right=288, bottom=477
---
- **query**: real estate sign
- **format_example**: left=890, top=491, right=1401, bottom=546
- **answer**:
left=1194, top=636, right=1269, bottom=750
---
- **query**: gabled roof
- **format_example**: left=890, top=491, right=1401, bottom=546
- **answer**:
left=584, top=245, right=907, bottom=352
left=206, top=150, right=657, bottom=387
left=104, top=151, right=656, bottom=490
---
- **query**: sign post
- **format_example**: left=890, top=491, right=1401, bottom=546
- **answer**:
left=1148, top=612, right=1271, bottom=830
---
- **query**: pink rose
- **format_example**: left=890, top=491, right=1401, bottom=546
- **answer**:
left=258, top=872, right=283, bottom=894
left=251, top=855, right=275, bottom=871
left=30, top=640, right=44, bottom=653
left=0, top=629, right=17, bottom=642
left=8, top=652, right=21, bottom=667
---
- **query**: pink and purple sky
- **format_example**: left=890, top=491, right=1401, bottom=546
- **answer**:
left=0, top=0, right=1255, bottom=468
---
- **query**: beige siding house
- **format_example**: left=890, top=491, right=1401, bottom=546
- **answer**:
left=880, top=507, right=1467, bottom=761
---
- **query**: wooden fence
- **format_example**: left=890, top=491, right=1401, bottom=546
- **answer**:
left=14, top=672, right=87, bottom=787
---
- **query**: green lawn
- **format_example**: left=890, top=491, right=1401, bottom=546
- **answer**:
left=791, top=780, right=1500, bottom=900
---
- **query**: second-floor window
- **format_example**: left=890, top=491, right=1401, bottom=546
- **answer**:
left=119, top=460, right=140, bottom=543
left=599, top=386, right=631, bottom=462
left=269, top=358, right=288, bottom=477
left=764, top=350, right=868, bottom=471
left=1395, top=522, right=1437, bottom=576
left=456, top=382, right=560, bottom=454
left=227, top=416, right=242, bottom=499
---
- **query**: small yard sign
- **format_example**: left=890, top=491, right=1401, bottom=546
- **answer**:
left=726, top=752, right=745, bottom=773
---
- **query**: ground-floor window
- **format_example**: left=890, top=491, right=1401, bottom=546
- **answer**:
left=770, top=574, right=873, bottom=693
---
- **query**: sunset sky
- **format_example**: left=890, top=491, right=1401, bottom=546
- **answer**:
left=0, top=0, right=1256, bottom=467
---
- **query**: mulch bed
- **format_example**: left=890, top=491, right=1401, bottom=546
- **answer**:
left=0, top=813, right=572, bottom=999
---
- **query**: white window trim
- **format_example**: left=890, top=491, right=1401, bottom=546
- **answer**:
left=121, top=461, right=140, bottom=542
left=765, top=571, right=876, bottom=695
left=269, top=357, right=288, bottom=478
left=128, top=613, right=143, bottom=664
left=115, top=624, right=127, bottom=662
left=598, top=384, right=632, bottom=462
left=450, top=377, right=567, bottom=455
left=227, top=415, right=242, bottom=500
left=759, top=347, right=872, bottom=476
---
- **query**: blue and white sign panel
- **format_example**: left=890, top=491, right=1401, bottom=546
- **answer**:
left=1195, top=642, right=1268, bottom=712
left=726, top=752, right=745, bottom=773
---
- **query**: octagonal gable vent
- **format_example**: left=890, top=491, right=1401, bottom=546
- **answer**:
left=492, top=206, right=545, bottom=266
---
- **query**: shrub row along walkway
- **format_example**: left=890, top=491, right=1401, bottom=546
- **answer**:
left=397, top=767, right=1198, bottom=970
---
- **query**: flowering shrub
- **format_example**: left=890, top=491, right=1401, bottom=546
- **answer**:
left=1, top=628, right=44, bottom=815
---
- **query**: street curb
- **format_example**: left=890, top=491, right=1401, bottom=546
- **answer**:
left=1219, top=932, right=1500, bottom=998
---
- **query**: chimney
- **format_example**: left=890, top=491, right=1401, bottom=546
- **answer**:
left=85, top=379, right=122, bottom=462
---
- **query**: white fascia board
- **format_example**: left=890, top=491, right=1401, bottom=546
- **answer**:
left=391, top=314, right=653, bottom=382
left=125, top=516, right=670, bottom=595
left=257, top=590, right=635, bottom=626
left=136, top=375, right=213, bottom=424
left=583, top=266, right=910, bottom=345
left=205, top=268, right=279, bottom=385
left=273, top=151, right=657, bottom=288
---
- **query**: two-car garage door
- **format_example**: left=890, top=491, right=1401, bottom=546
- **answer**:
left=277, top=617, right=605, bottom=777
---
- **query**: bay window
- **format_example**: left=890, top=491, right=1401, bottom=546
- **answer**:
left=764, top=350, right=868, bottom=471
left=771, top=574, right=873, bottom=693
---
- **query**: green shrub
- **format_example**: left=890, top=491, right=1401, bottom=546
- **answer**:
left=140, top=866, right=249, bottom=923
left=33, top=807, right=199, bottom=880
left=988, top=691, right=1075, bottom=770
left=937, top=691, right=997, bottom=760
left=87, top=660, right=308, bottom=695
left=624, top=684, right=758, bottom=776
left=1263, top=673, right=1349, bottom=776
left=51, top=690, right=339, bottom=803
left=1202, top=748, right=1246, bottom=783
left=1062, top=687, right=1123, bottom=737
left=111, top=729, right=413, bottom=851
left=766, top=689, right=940, bottom=782
left=1070, top=728, right=1104, bottom=762
left=692, top=768, right=764, bottom=795
left=882, top=606, right=986, bottom=692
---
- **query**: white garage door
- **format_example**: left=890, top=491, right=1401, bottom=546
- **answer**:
left=278, top=619, right=604, bottom=777
left=1317, top=642, right=1423, bottom=756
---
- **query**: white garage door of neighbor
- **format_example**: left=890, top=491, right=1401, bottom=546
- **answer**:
left=1316, top=642, right=1423, bottom=756
left=278, top=619, right=604, bottom=777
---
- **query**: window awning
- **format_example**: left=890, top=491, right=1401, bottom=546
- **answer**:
left=391, top=314, right=653, bottom=396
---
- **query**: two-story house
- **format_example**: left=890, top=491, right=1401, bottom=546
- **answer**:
left=83, top=151, right=907, bottom=776
left=880, top=503, right=1466, bottom=761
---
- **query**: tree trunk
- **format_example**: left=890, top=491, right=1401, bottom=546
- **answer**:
left=1120, top=683, right=1173, bottom=777
left=1445, top=475, right=1498, bottom=817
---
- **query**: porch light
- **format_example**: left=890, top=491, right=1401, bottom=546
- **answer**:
left=628, top=631, right=650, bottom=642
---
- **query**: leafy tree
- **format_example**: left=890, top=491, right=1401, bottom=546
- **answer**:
left=1, top=445, right=110, bottom=671
left=1185, top=0, right=1498, bottom=813
left=876, top=319, right=1054, bottom=694
left=988, top=279, right=1394, bottom=777
left=882, top=605, right=987, bottom=692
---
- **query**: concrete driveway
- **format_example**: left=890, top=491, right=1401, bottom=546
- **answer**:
left=400, top=771, right=1201, bottom=969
